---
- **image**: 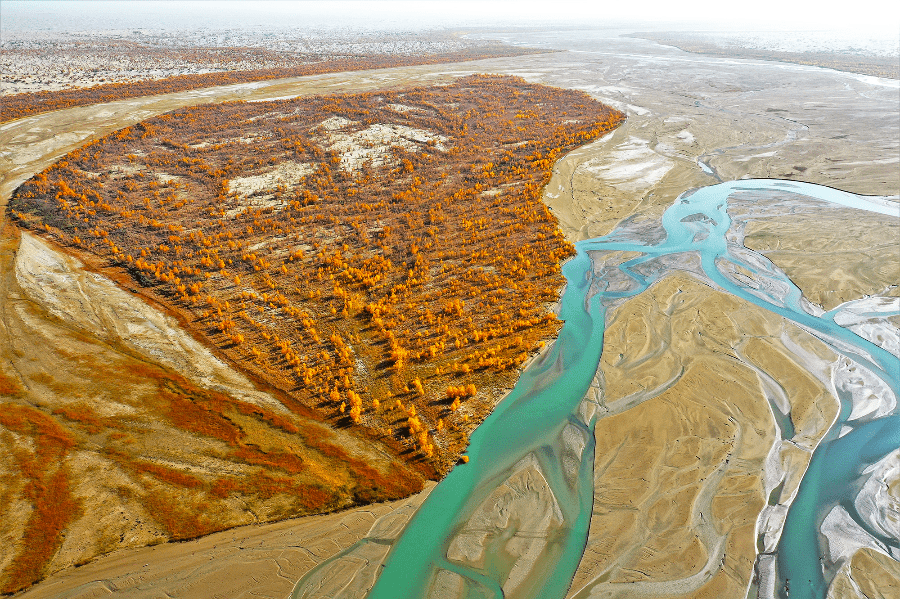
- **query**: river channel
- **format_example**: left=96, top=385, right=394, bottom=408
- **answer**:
left=292, top=179, right=899, bottom=599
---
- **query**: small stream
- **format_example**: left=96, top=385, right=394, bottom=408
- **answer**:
left=292, top=181, right=898, bottom=599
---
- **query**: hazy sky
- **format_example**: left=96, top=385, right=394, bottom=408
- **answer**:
left=2, top=0, right=899, bottom=34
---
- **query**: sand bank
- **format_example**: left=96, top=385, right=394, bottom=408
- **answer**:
left=566, top=272, right=839, bottom=598
left=15, top=484, right=433, bottom=599
left=15, top=233, right=287, bottom=414
left=730, top=197, right=900, bottom=312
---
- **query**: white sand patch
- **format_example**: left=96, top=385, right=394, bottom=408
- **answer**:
left=576, top=136, right=673, bottom=193
left=733, top=150, right=778, bottom=162
left=624, top=103, right=651, bottom=116
left=834, top=356, right=897, bottom=424
left=155, top=172, right=181, bottom=185
left=676, top=130, right=696, bottom=144
left=107, top=163, right=143, bottom=178
left=589, top=96, right=650, bottom=117
left=323, top=123, right=448, bottom=172
left=654, top=142, right=682, bottom=158
left=832, top=296, right=900, bottom=357
left=757, top=503, right=789, bottom=553
left=227, top=160, right=313, bottom=198
left=822, top=503, right=899, bottom=566
left=860, top=194, right=900, bottom=213
left=388, top=103, right=422, bottom=113
left=318, top=116, right=356, bottom=131
left=839, top=157, right=900, bottom=167
left=580, top=84, right=636, bottom=96
left=90, top=401, right=139, bottom=418
left=224, top=161, right=313, bottom=218
left=856, top=449, right=900, bottom=545
left=247, top=95, right=297, bottom=103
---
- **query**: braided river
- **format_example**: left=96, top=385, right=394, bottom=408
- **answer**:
left=294, top=180, right=899, bottom=599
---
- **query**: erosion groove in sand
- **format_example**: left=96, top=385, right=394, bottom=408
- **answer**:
left=13, top=483, right=434, bottom=599
left=14, top=232, right=287, bottom=413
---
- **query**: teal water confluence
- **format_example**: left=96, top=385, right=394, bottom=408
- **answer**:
left=290, top=179, right=898, bottom=599
left=359, top=243, right=609, bottom=599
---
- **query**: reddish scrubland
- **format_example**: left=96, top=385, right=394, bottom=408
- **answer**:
left=0, top=360, right=425, bottom=594
left=4, top=74, right=624, bottom=592
left=0, top=405, right=80, bottom=594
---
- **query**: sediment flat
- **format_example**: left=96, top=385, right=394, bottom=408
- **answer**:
left=14, top=484, right=433, bottom=599
left=567, top=272, right=839, bottom=598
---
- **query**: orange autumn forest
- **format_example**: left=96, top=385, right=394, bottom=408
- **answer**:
left=4, top=74, right=623, bottom=592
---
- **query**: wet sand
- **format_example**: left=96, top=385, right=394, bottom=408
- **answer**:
left=737, top=201, right=899, bottom=311
left=827, top=548, right=900, bottom=598
left=4, top=32, right=899, bottom=598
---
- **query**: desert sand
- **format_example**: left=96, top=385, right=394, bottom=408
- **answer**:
left=567, top=272, right=839, bottom=598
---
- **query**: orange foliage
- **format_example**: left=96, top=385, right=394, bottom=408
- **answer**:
left=0, top=371, right=22, bottom=396
left=137, top=491, right=217, bottom=541
left=161, top=386, right=245, bottom=445
left=234, top=446, right=305, bottom=475
left=133, top=461, right=205, bottom=489
left=0, top=404, right=76, bottom=454
left=446, top=384, right=477, bottom=399
left=9, top=75, right=624, bottom=469
left=51, top=404, right=104, bottom=434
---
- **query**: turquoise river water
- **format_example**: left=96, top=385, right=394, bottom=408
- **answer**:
left=293, top=180, right=899, bottom=599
